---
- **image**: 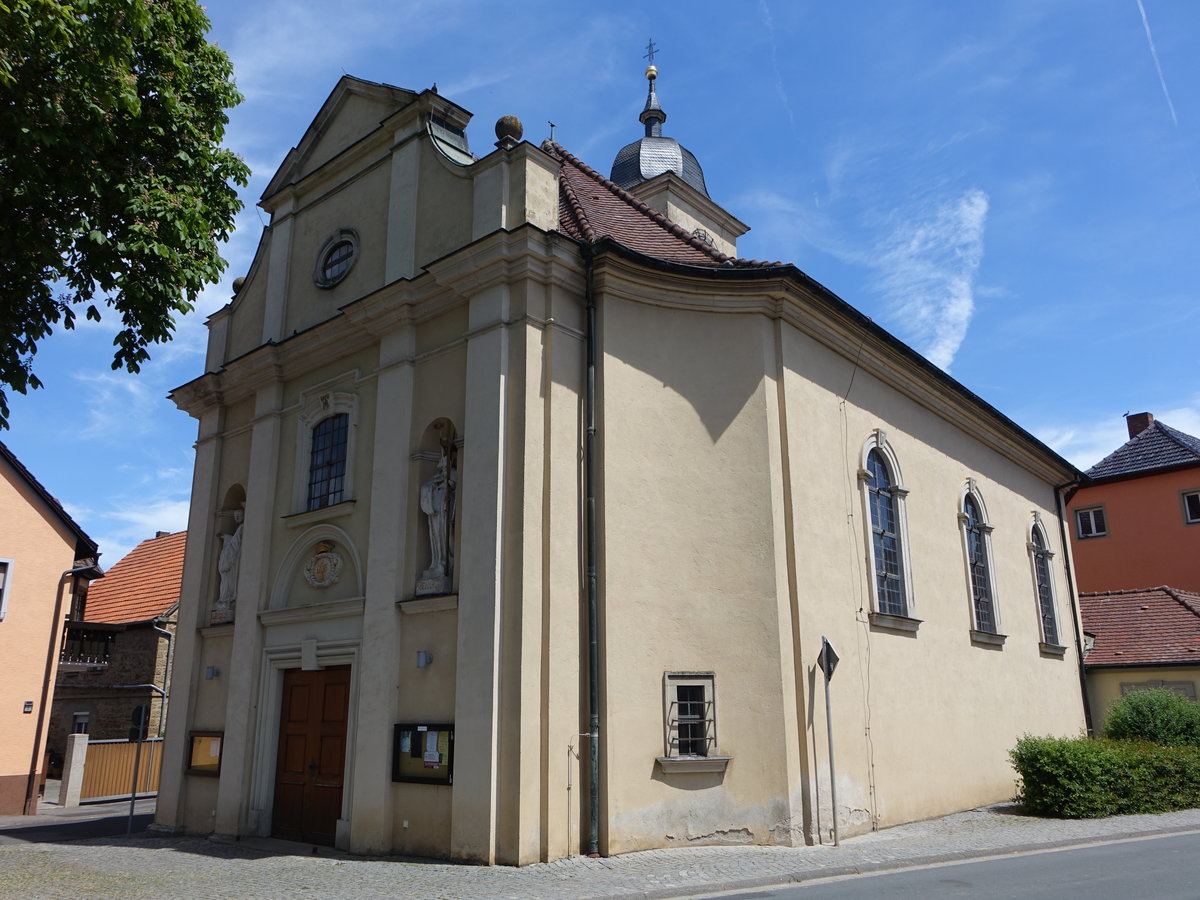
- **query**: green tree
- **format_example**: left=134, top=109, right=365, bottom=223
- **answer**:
left=0, top=0, right=249, bottom=426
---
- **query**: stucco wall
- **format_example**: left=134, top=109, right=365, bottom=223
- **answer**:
left=1068, top=469, right=1200, bottom=593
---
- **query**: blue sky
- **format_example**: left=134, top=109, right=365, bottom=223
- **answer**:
left=5, top=0, right=1198, bottom=565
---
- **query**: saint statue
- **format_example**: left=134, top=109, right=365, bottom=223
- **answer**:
left=213, top=509, right=243, bottom=623
left=418, top=448, right=456, bottom=591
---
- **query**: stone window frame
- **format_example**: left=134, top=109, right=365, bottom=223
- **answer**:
left=657, top=672, right=730, bottom=774
left=312, top=228, right=359, bottom=289
left=1027, top=514, right=1064, bottom=653
left=960, top=480, right=1005, bottom=645
left=292, top=391, right=358, bottom=516
left=0, top=558, right=12, bottom=622
left=857, top=430, right=918, bottom=631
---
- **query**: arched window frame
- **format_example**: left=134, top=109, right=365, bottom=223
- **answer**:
left=292, top=390, right=358, bottom=516
left=858, top=430, right=916, bottom=627
left=1027, top=514, right=1064, bottom=651
left=959, top=480, right=1004, bottom=643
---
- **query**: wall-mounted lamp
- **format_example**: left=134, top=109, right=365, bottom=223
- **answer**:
left=416, top=651, right=433, bottom=669
left=205, top=666, right=220, bottom=680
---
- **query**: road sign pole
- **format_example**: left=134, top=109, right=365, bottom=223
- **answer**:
left=821, top=636, right=840, bottom=847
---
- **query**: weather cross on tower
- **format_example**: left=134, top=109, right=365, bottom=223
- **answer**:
left=643, top=39, right=659, bottom=65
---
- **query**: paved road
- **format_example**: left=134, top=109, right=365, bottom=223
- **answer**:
left=2, top=801, right=1200, bottom=899
left=698, top=831, right=1200, bottom=899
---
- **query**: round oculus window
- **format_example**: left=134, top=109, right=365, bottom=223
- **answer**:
left=313, top=229, right=359, bottom=288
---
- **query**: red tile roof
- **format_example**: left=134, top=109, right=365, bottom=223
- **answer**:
left=543, top=141, right=780, bottom=269
left=84, top=531, right=186, bottom=624
left=1080, top=586, right=1200, bottom=667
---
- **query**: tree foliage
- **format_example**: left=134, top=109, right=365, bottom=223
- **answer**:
left=0, top=0, right=249, bottom=426
left=1102, top=687, right=1200, bottom=747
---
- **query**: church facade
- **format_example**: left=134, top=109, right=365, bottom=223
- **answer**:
left=156, top=70, right=1087, bottom=864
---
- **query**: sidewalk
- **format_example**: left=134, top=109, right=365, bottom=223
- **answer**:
left=1, top=800, right=1199, bottom=899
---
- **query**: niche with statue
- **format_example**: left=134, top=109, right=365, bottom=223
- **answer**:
left=212, top=485, right=245, bottom=625
left=414, top=418, right=459, bottom=597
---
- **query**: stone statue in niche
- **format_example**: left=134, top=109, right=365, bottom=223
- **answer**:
left=416, top=445, right=457, bottom=596
left=213, top=508, right=243, bottom=624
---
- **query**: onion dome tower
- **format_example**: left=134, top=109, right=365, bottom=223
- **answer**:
left=610, top=62, right=709, bottom=197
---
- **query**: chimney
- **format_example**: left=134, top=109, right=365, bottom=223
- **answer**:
left=1125, top=412, right=1154, bottom=439
left=156, top=530, right=170, bottom=539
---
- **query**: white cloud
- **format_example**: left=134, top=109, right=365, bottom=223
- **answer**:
left=872, top=189, right=989, bottom=371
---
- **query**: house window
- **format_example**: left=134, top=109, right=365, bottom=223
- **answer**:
left=0, top=559, right=11, bottom=622
left=663, top=673, right=716, bottom=758
left=859, top=431, right=914, bottom=626
left=1076, top=506, right=1107, bottom=539
left=1120, top=680, right=1197, bottom=701
left=961, top=489, right=1000, bottom=636
left=307, top=413, right=349, bottom=511
left=1183, top=491, right=1200, bottom=525
left=71, top=712, right=90, bottom=735
left=1030, top=524, right=1059, bottom=646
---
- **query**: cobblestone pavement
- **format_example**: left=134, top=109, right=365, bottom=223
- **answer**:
left=2, top=803, right=1200, bottom=900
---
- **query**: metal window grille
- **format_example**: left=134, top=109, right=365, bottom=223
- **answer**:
left=867, top=450, right=906, bottom=616
left=307, top=413, right=349, bottom=511
left=665, top=676, right=716, bottom=757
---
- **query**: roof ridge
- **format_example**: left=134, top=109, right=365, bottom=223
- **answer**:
left=543, top=140, right=778, bottom=269
left=1155, top=421, right=1200, bottom=459
left=1162, top=585, right=1200, bottom=619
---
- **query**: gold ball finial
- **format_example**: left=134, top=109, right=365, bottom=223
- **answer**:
left=645, top=64, right=658, bottom=81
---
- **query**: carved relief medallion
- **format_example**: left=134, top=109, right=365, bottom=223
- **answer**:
left=304, top=541, right=344, bottom=589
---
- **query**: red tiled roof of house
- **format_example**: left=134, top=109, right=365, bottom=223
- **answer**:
left=1079, top=586, right=1200, bottom=667
left=84, top=531, right=187, bottom=624
left=543, top=141, right=781, bottom=269
left=1085, top=420, right=1200, bottom=481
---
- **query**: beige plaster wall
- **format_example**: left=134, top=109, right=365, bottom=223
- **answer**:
left=1086, top=667, right=1200, bottom=730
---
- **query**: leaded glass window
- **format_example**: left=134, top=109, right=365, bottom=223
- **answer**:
left=964, top=495, right=996, bottom=632
left=307, top=413, right=349, bottom=511
left=1031, top=526, right=1058, bottom=645
left=867, top=449, right=907, bottom=617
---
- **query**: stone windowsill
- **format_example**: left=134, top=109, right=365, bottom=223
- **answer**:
left=868, top=612, right=922, bottom=634
left=199, top=622, right=235, bottom=637
left=656, top=756, right=731, bottom=774
left=283, top=499, right=356, bottom=529
left=970, top=629, right=1007, bottom=648
left=398, top=595, right=459, bottom=615
left=1039, top=642, right=1068, bottom=658
left=259, top=596, right=365, bottom=626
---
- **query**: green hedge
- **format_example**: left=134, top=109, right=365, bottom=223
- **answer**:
left=1011, top=735, right=1200, bottom=817
left=1102, top=688, right=1200, bottom=747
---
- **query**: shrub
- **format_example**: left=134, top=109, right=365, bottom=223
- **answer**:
left=1102, top=688, right=1200, bottom=747
left=1011, top=735, right=1200, bottom=817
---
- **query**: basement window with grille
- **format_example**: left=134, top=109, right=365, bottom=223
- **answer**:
left=657, top=672, right=730, bottom=774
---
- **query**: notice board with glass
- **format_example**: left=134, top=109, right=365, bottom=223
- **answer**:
left=392, top=723, right=454, bottom=784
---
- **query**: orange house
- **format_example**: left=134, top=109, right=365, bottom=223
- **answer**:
left=0, top=441, right=100, bottom=815
left=1067, top=413, right=1200, bottom=593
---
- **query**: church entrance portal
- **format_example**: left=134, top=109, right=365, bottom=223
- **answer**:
left=272, top=665, right=350, bottom=845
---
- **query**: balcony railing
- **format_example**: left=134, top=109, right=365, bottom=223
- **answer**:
left=59, top=622, right=120, bottom=668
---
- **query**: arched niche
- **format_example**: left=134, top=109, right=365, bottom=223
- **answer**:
left=412, top=418, right=460, bottom=596
left=211, top=484, right=246, bottom=625
left=268, top=524, right=364, bottom=610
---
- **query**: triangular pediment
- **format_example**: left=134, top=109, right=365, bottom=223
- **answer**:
left=261, top=75, right=420, bottom=202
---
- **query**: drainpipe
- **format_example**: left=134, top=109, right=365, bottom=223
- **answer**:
left=1055, top=482, right=1094, bottom=735
left=24, top=562, right=98, bottom=815
left=582, top=242, right=600, bottom=857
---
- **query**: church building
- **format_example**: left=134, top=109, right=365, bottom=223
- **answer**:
left=156, top=65, right=1087, bottom=863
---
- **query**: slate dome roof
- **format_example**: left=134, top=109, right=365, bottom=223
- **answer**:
left=610, top=65, right=709, bottom=197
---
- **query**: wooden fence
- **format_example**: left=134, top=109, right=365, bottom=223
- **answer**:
left=80, top=739, right=163, bottom=800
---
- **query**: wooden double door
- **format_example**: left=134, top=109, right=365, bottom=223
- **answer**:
left=272, top=666, right=350, bottom=846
